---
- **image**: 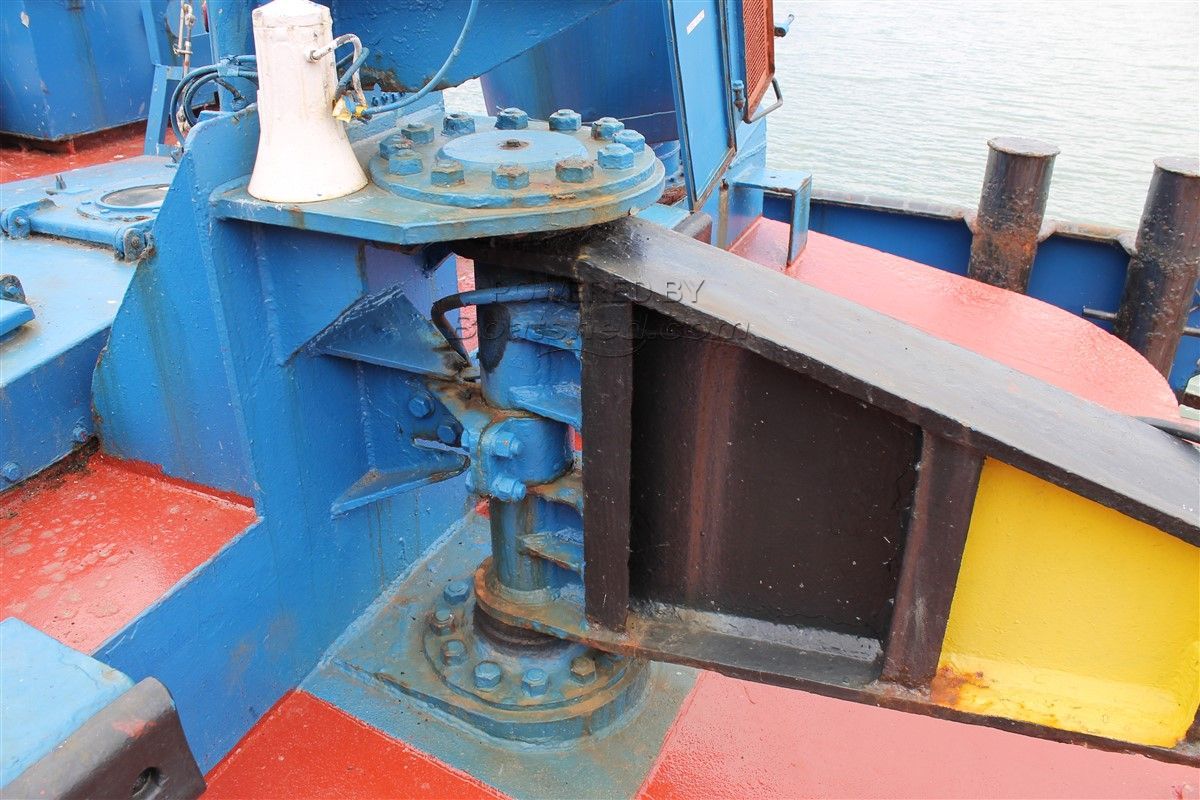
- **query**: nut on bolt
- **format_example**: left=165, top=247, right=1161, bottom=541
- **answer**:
left=1, top=462, right=21, bottom=484
left=548, top=109, right=582, bottom=132
left=408, top=394, right=434, bottom=419
left=379, top=133, right=409, bottom=158
left=492, top=163, right=530, bottom=190
left=495, top=107, right=529, bottom=130
left=389, top=150, right=423, bottom=176
left=490, top=475, right=527, bottom=502
left=490, top=435, right=523, bottom=458
left=597, top=143, right=635, bottom=170
left=521, top=667, right=548, bottom=697
left=401, top=122, right=435, bottom=144
left=591, top=116, right=624, bottom=140
left=613, top=129, right=646, bottom=153
left=556, top=157, right=594, bottom=184
left=570, top=656, right=597, bottom=684
left=441, top=639, right=467, bottom=665
left=474, top=661, right=502, bottom=690
left=443, top=112, right=476, bottom=136
left=429, top=606, right=455, bottom=635
left=443, top=580, right=470, bottom=605
left=430, top=160, right=465, bottom=187
left=436, top=419, right=461, bottom=444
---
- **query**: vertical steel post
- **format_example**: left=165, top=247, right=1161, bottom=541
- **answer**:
left=967, top=137, right=1059, bottom=292
left=1113, top=157, right=1200, bottom=376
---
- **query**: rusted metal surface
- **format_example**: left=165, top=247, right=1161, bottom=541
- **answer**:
left=966, top=137, right=1059, bottom=292
left=881, top=434, right=983, bottom=688
left=1114, top=157, right=1200, bottom=376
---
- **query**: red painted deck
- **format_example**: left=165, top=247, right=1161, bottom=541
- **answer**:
left=204, top=692, right=506, bottom=800
left=0, top=453, right=255, bottom=652
left=0, top=122, right=160, bottom=182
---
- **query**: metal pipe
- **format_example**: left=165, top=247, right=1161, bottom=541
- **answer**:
left=967, top=137, right=1059, bottom=292
left=1114, top=157, right=1200, bottom=376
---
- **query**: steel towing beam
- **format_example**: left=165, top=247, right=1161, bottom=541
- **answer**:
left=457, top=216, right=1200, bottom=764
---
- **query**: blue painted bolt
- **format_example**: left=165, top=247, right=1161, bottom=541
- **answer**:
left=430, top=606, right=455, bottom=635
left=492, top=164, right=530, bottom=190
left=522, top=667, right=548, bottom=697
left=430, top=160, right=465, bottom=187
left=495, top=107, right=529, bottom=130
left=71, top=424, right=90, bottom=444
left=401, top=122, right=435, bottom=144
left=591, top=117, right=624, bottom=140
left=444, top=580, right=470, bottom=604
left=548, top=109, right=582, bottom=132
left=4, top=211, right=31, bottom=239
left=570, top=656, right=597, bottom=683
left=443, top=112, right=476, bottom=136
left=408, top=394, right=434, bottom=419
left=1, top=462, right=20, bottom=484
left=556, top=157, right=594, bottom=184
left=613, top=129, right=646, bottom=153
left=379, top=133, right=409, bottom=158
left=491, top=436, right=523, bottom=458
left=388, top=150, right=423, bottom=176
left=441, top=639, right=467, bottom=665
left=490, top=476, right=527, bottom=502
left=437, top=420, right=461, bottom=445
left=474, top=660, right=502, bottom=690
left=598, top=143, right=635, bottom=171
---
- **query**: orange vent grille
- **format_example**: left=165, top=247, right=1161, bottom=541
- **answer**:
left=742, top=0, right=775, bottom=121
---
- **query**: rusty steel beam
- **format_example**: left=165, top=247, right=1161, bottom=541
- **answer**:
left=967, top=137, right=1059, bottom=292
left=1114, top=157, right=1200, bottom=376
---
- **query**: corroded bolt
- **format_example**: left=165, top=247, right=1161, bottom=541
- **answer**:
left=591, top=117, right=624, bottom=140
left=569, top=656, right=597, bottom=684
left=379, top=133, right=409, bottom=158
left=430, top=160, right=465, bottom=187
left=123, top=230, right=146, bottom=259
left=548, top=109, right=582, bottom=132
left=613, top=129, right=646, bottom=154
left=443, top=580, right=470, bottom=605
left=441, top=639, right=467, bottom=665
left=430, top=606, right=455, bottom=635
left=495, top=107, right=529, bottom=130
left=1, top=462, right=20, bottom=484
left=443, top=112, right=476, bottom=136
left=389, top=150, right=423, bottom=176
left=474, top=660, right=502, bottom=690
left=408, top=394, right=434, bottom=419
left=490, top=475, right=526, bottom=502
left=492, top=163, right=530, bottom=190
left=522, top=667, right=548, bottom=697
left=556, top=157, right=594, bottom=184
left=436, top=420, right=461, bottom=445
left=401, top=122, right=436, bottom=144
left=597, top=143, right=634, bottom=171
left=71, top=424, right=90, bottom=444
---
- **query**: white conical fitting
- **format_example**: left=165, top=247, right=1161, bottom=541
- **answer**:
left=247, top=0, right=368, bottom=203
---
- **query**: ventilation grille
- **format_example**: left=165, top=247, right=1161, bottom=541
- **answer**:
left=742, top=0, right=775, bottom=121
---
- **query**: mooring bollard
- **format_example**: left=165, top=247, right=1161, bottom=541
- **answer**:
left=1113, top=157, right=1200, bottom=377
left=967, top=137, right=1059, bottom=292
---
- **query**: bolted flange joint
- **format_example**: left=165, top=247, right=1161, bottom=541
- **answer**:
left=443, top=112, right=476, bottom=136
left=431, top=160, right=466, bottom=187
left=492, top=164, right=530, bottom=190
left=591, top=117, right=624, bottom=140
left=556, top=158, right=594, bottom=184
left=548, top=109, right=582, bottom=132
left=389, top=150, right=423, bottom=176
left=401, top=122, right=436, bottom=144
left=495, top=107, right=529, bottom=130
left=522, top=667, right=549, bottom=697
left=474, top=660, right=503, bottom=690
left=429, top=606, right=456, bottom=635
left=441, top=639, right=467, bottom=665
left=613, top=129, right=646, bottom=153
left=598, top=143, right=635, bottom=171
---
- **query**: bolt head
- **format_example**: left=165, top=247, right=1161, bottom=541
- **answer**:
left=492, top=163, right=530, bottom=190
left=521, top=667, right=548, bottom=696
left=613, top=129, right=646, bottom=153
left=474, top=660, right=502, bottom=690
left=490, top=476, right=526, bottom=502
left=492, top=436, right=523, bottom=458
left=441, top=639, right=467, bottom=665
left=436, top=420, right=461, bottom=445
left=1, top=462, right=20, bottom=483
left=548, top=109, right=582, bottom=132
left=597, top=143, right=635, bottom=171
left=443, top=113, right=476, bottom=136
left=123, top=230, right=146, bottom=258
left=430, top=160, right=466, bottom=187
left=495, top=107, right=529, bottom=130
left=570, top=656, right=597, bottom=683
left=443, top=580, right=470, bottom=604
left=388, top=150, right=423, bottom=176
left=430, top=606, right=455, bottom=635
left=556, top=158, right=594, bottom=184
left=591, top=117, right=624, bottom=141
left=379, top=134, right=409, bottom=158
left=401, top=122, right=436, bottom=144
left=408, top=394, right=434, bottom=419
left=71, top=424, right=90, bottom=444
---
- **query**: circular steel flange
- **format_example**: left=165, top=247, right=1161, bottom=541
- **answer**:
left=368, top=111, right=663, bottom=223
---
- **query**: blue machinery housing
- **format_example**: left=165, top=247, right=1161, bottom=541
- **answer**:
left=1, top=0, right=1197, bottom=794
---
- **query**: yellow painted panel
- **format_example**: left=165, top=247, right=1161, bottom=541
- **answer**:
left=937, top=458, right=1200, bottom=747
